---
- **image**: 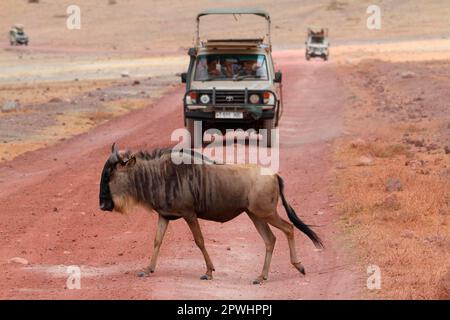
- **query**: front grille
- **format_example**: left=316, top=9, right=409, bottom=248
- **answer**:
left=214, top=91, right=245, bottom=105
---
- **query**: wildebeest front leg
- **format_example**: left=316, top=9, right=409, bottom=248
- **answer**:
left=138, top=214, right=169, bottom=277
left=184, top=216, right=215, bottom=280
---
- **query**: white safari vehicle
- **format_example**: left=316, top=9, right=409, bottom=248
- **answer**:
left=305, top=27, right=329, bottom=61
left=9, top=24, right=29, bottom=46
left=180, top=8, right=283, bottom=147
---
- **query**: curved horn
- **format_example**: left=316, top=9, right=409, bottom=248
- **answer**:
left=111, top=142, right=119, bottom=154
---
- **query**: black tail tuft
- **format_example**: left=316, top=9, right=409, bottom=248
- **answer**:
left=277, top=175, right=324, bottom=249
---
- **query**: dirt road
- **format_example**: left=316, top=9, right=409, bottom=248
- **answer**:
left=0, top=51, right=361, bottom=299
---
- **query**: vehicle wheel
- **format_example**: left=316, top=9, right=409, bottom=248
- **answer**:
left=186, top=118, right=203, bottom=148
left=305, top=54, right=310, bottom=61
left=261, top=119, right=274, bottom=148
left=324, top=55, right=328, bottom=61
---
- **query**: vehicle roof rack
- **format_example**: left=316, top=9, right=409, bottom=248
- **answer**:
left=195, top=8, right=271, bottom=51
left=201, top=38, right=268, bottom=51
left=197, top=8, right=270, bottom=20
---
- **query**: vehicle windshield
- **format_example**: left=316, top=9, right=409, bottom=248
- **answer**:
left=310, top=36, right=324, bottom=44
left=194, top=54, right=268, bottom=81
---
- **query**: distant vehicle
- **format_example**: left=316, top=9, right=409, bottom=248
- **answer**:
left=180, top=8, right=283, bottom=147
left=9, top=24, right=29, bottom=46
left=305, top=27, right=329, bottom=61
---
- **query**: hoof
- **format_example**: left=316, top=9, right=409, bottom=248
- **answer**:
left=200, top=274, right=212, bottom=280
left=137, top=271, right=149, bottom=278
left=252, top=276, right=266, bottom=285
left=299, top=266, right=306, bottom=275
left=294, top=262, right=306, bottom=275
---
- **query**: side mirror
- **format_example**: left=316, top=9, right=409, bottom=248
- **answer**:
left=181, top=72, right=187, bottom=83
left=188, top=47, right=197, bottom=57
left=274, top=71, right=282, bottom=83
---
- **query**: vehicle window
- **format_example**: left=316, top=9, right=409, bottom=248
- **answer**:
left=194, top=54, right=268, bottom=81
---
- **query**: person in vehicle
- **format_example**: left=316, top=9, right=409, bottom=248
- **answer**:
left=222, top=58, right=240, bottom=78
left=207, top=59, right=221, bottom=77
left=239, top=60, right=256, bottom=76
left=195, top=57, right=209, bottom=81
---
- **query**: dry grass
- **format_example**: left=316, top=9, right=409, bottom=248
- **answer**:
left=335, top=138, right=450, bottom=299
left=334, top=61, right=450, bottom=299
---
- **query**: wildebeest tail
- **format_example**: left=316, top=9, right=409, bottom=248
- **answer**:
left=276, top=174, right=324, bottom=249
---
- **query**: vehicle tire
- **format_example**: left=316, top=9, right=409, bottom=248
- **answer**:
left=261, top=119, right=274, bottom=148
left=186, top=118, right=203, bottom=148
left=305, top=54, right=310, bottom=61
left=324, top=55, right=328, bottom=61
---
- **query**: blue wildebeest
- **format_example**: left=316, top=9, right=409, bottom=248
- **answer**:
left=99, top=143, right=323, bottom=284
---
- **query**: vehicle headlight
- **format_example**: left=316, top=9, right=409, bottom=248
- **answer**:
left=200, top=94, right=210, bottom=104
left=249, top=94, right=260, bottom=104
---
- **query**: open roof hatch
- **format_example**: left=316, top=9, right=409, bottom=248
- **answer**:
left=195, top=8, right=271, bottom=51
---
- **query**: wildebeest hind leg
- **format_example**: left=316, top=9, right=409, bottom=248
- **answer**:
left=265, top=213, right=306, bottom=275
left=138, top=214, right=169, bottom=277
left=247, top=212, right=276, bottom=284
left=184, top=215, right=215, bottom=280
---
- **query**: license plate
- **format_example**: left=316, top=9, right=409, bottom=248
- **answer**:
left=215, top=111, right=243, bottom=119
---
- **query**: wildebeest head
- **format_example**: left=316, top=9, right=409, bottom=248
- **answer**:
left=99, top=143, right=136, bottom=212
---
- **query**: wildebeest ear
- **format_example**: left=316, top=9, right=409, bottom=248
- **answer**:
left=125, top=154, right=136, bottom=167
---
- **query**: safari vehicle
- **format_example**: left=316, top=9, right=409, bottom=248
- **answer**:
left=305, top=27, right=329, bottom=61
left=9, top=24, right=28, bottom=46
left=180, top=8, right=283, bottom=147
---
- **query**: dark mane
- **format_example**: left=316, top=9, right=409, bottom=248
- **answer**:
left=134, top=148, right=173, bottom=160
left=131, top=148, right=220, bottom=165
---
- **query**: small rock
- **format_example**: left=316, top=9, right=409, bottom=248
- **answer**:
left=2, top=100, right=19, bottom=113
left=385, top=178, right=402, bottom=192
left=356, top=156, right=373, bottom=166
left=400, top=230, right=415, bottom=239
left=132, top=80, right=140, bottom=86
left=350, top=138, right=366, bottom=148
left=53, top=207, right=58, bottom=212
left=401, top=71, right=416, bottom=79
left=226, top=247, right=231, bottom=251
left=444, top=146, right=450, bottom=155
left=49, top=97, right=62, bottom=103
left=121, top=71, right=130, bottom=78
left=8, top=257, right=28, bottom=265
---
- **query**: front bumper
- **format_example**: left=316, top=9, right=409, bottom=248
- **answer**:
left=183, top=89, right=278, bottom=122
left=185, top=109, right=275, bottom=122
